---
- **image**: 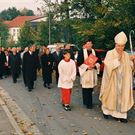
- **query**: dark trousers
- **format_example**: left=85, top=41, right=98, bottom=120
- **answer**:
left=11, top=71, right=18, bottom=83
left=55, top=68, right=59, bottom=84
left=4, top=66, right=10, bottom=76
left=82, top=88, right=93, bottom=107
left=26, top=79, right=34, bottom=90
left=0, top=67, right=4, bottom=78
left=22, top=70, right=27, bottom=86
left=0, top=72, right=3, bottom=78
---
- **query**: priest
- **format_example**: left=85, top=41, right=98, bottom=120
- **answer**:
left=77, top=40, right=100, bottom=109
left=99, top=31, right=135, bottom=123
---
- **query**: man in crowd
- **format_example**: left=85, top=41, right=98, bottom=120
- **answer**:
left=77, top=40, right=100, bottom=109
left=8, top=47, right=21, bottom=83
left=22, top=44, right=40, bottom=91
left=0, top=47, right=6, bottom=79
left=52, top=44, right=61, bottom=84
left=4, top=49, right=10, bottom=77
left=59, top=44, right=74, bottom=61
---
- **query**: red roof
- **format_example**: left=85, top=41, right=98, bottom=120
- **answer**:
left=5, top=16, right=42, bottom=28
left=4, top=20, right=11, bottom=25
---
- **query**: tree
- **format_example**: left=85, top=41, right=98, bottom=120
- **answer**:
left=0, top=7, right=35, bottom=21
left=20, top=8, right=34, bottom=16
left=0, top=7, right=20, bottom=20
left=69, top=0, right=135, bottom=49
left=91, top=0, right=135, bottom=49
left=18, top=22, right=36, bottom=48
left=36, top=21, right=48, bottom=45
left=0, top=20, right=9, bottom=47
left=38, top=0, right=135, bottom=49
left=36, top=20, right=65, bottom=45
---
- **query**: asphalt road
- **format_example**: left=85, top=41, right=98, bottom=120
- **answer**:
left=0, top=74, right=135, bottom=135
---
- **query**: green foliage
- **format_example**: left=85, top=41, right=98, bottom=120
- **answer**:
left=0, top=7, right=35, bottom=20
left=0, top=7, right=20, bottom=20
left=20, top=8, right=34, bottom=16
left=0, top=20, right=9, bottom=47
left=17, top=0, right=135, bottom=50
left=18, top=22, right=36, bottom=48
left=68, top=0, right=135, bottom=49
left=36, top=21, right=48, bottom=45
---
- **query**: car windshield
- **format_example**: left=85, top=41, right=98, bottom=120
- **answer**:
left=47, top=44, right=79, bottom=54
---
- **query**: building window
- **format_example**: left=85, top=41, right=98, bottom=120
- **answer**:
left=13, top=29, right=16, bottom=36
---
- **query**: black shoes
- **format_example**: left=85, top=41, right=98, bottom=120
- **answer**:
left=48, top=85, right=51, bottom=89
left=63, top=105, right=71, bottom=111
left=86, top=105, right=93, bottom=109
left=28, top=87, right=33, bottom=92
left=103, top=114, right=128, bottom=123
left=28, top=89, right=32, bottom=92
left=13, top=80, right=17, bottom=83
left=43, top=83, right=47, bottom=88
left=0, top=77, right=3, bottom=79
left=119, top=118, right=128, bottom=123
left=103, top=114, right=109, bottom=119
left=114, top=118, right=128, bottom=123
left=44, top=83, right=51, bottom=89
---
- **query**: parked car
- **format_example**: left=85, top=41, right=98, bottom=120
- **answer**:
left=47, top=43, right=80, bottom=54
left=95, top=49, right=107, bottom=75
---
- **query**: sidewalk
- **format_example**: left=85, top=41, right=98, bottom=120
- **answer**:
left=0, top=76, right=135, bottom=135
left=0, top=87, right=43, bottom=135
left=0, top=100, right=16, bottom=135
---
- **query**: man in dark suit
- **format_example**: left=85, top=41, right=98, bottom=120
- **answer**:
left=52, top=45, right=61, bottom=84
left=0, top=47, right=6, bottom=79
left=22, top=44, right=40, bottom=91
left=8, top=47, right=21, bottom=83
left=4, top=49, right=10, bottom=77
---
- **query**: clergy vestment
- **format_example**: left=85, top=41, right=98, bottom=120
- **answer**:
left=77, top=48, right=100, bottom=108
left=99, top=49, right=134, bottom=119
left=58, top=59, right=76, bottom=105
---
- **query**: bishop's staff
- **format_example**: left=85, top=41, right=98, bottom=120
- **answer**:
left=129, top=30, right=135, bottom=88
left=129, top=30, right=134, bottom=55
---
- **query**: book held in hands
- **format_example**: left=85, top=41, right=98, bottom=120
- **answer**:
left=84, top=53, right=98, bottom=66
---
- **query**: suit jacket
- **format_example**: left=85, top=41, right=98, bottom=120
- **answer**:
left=77, top=49, right=101, bottom=66
left=8, top=53, right=21, bottom=73
left=0, top=51, right=6, bottom=67
left=0, top=51, right=6, bottom=73
left=40, top=53, right=53, bottom=82
left=52, top=51, right=60, bottom=70
left=22, top=52, right=38, bottom=81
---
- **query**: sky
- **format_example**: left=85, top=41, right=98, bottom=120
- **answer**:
left=0, top=0, right=43, bottom=14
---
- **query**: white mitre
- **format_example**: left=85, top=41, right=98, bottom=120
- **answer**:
left=114, top=31, right=128, bottom=45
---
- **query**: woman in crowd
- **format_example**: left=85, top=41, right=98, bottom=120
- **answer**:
left=40, top=48, right=53, bottom=89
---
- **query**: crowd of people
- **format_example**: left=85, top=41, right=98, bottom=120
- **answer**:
left=0, top=31, right=135, bottom=123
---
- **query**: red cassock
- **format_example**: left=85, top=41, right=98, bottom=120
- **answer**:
left=61, top=88, right=72, bottom=104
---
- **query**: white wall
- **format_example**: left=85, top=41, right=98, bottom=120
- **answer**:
left=9, top=27, right=20, bottom=43
left=30, top=17, right=47, bottom=22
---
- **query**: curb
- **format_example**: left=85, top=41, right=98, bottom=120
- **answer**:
left=0, top=87, right=44, bottom=135
left=0, top=97, right=24, bottom=135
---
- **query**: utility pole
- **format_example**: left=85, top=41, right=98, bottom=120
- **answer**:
left=0, top=37, right=1, bottom=47
left=48, top=0, right=51, bottom=45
